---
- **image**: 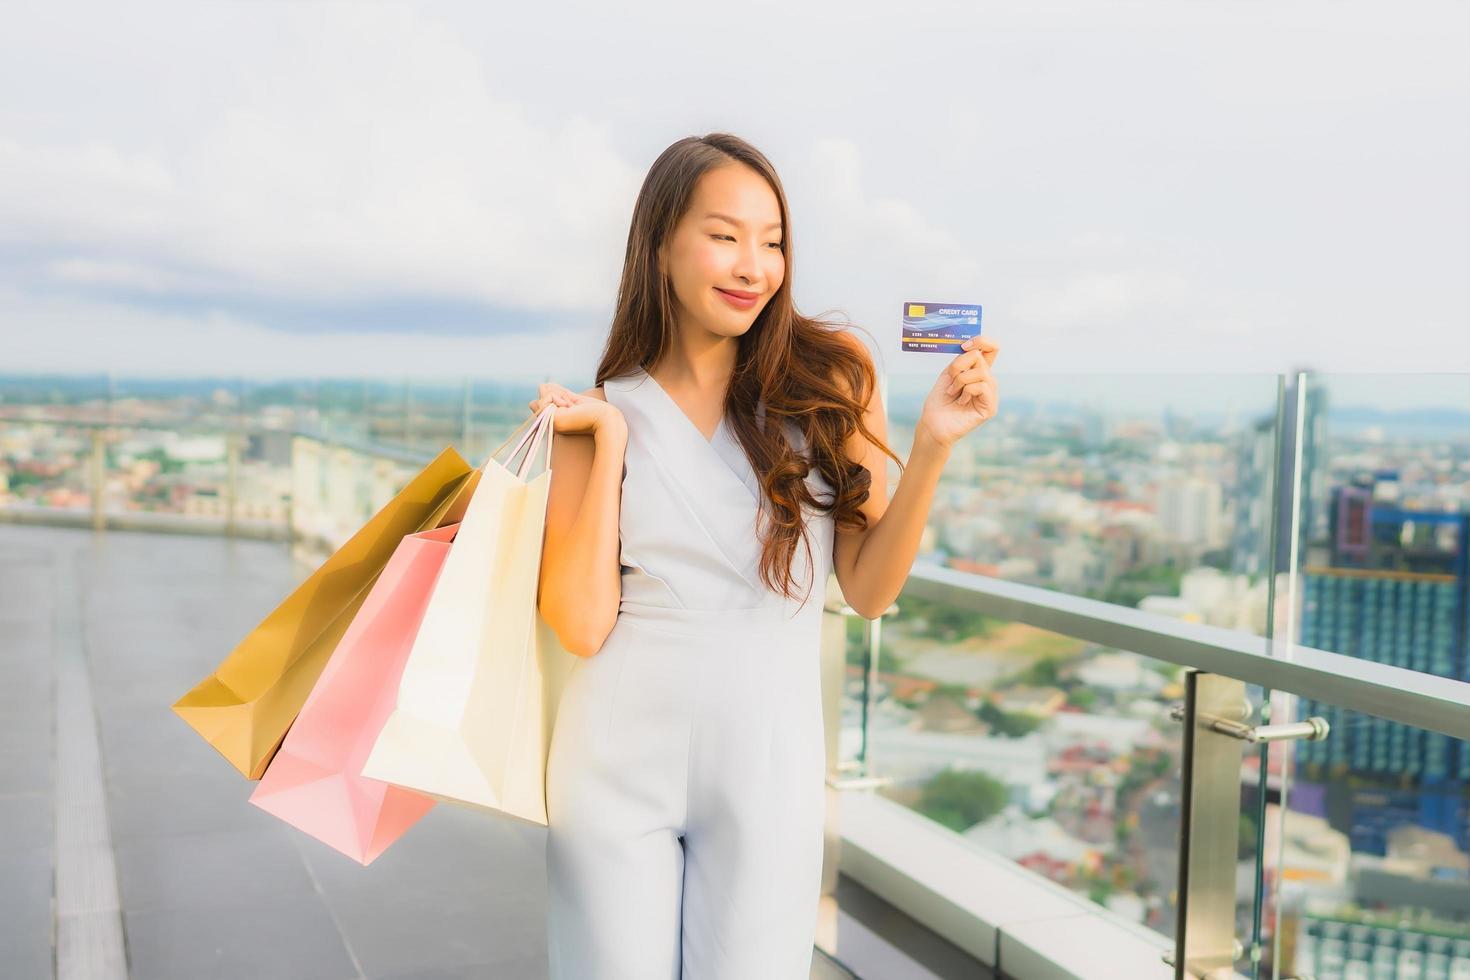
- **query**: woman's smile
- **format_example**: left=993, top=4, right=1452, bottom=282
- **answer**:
left=714, top=286, right=759, bottom=310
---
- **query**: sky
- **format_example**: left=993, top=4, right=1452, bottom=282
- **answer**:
left=1, top=0, right=1467, bottom=402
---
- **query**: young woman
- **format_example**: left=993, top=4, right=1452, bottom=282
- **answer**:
left=528, top=132, right=1000, bottom=979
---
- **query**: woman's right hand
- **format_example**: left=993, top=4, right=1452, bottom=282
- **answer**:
left=529, top=382, right=625, bottom=438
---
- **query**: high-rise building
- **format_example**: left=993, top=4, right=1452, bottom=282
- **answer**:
left=1294, top=475, right=1470, bottom=854
left=1230, top=415, right=1277, bottom=580
left=1288, top=374, right=1332, bottom=564
left=1229, top=370, right=1329, bottom=580
left=1158, top=477, right=1225, bottom=548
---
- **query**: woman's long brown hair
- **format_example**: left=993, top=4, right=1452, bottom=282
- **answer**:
left=594, top=133, right=904, bottom=604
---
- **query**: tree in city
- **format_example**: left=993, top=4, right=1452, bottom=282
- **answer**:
left=977, top=700, right=1042, bottom=737
left=931, top=682, right=975, bottom=703
left=1023, top=657, right=1060, bottom=686
left=1066, top=686, right=1097, bottom=709
left=916, top=767, right=1009, bottom=832
left=1095, top=562, right=1185, bottom=608
left=899, top=595, right=1000, bottom=643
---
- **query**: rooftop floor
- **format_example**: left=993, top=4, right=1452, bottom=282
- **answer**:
left=2, top=523, right=979, bottom=979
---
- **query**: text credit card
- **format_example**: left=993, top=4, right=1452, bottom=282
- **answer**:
left=901, top=301, right=982, bottom=354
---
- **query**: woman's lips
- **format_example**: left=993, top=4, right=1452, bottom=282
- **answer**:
left=715, top=287, right=758, bottom=310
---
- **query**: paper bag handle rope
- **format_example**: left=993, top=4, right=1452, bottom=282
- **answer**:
left=512, top=403, right=556, bottom=481
left=481, top=402, right=558, bottom=481
left=480, top=404, right=547, bottom=471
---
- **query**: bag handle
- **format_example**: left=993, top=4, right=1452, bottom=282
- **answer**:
left=496, top=403, right=558, bottom=481
left=512, top=402, right=556, bottom=480
left=481, top=405, right=548, bottom=472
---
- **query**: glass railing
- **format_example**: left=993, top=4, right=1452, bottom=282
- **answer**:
left=0, top=416, right=98, bottom=512
left=1288, top=372, right=1469, bottom=687
left=835, top=370, right=1469, bottom=977
left=4, top=368, right=1467, bottom=980
left=1258, top=371, right=1470, bottom=980
left=879, top=559, right=1470, bottom=978
left=859, top=603, right=1190, bottom=935
left=834, top=372, right=1294, bottom=962
left=0, top=419, right=286, bottom=533
left=878, top=371, right=1287, bottom=607
left=1269, top=698, right=1470, bottom=979
left=0, top=377, right=539, bottom=541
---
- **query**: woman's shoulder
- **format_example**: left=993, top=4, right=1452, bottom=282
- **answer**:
left=580, top=386, right=607, bottom=403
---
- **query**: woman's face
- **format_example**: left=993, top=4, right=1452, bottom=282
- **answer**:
left=661, top=163, right=785, bottom=341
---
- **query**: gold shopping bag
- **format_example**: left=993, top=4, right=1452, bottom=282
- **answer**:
left=172, top=445, right=482, bottom=779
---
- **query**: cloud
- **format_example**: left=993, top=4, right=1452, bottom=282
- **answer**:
left=0, top=284, right=602, bottom=383
left=0, top=3, right=643, bottom=322
left=0, top=0, right=1465, bottom=381
left=783, top=138, right=985, bottom=373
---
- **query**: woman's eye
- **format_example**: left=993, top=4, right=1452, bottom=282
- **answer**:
left=710, top=234, right=782, bottom=249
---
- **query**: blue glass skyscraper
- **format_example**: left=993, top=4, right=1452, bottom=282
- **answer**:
left=1295, top=478, right=1470, bottom=854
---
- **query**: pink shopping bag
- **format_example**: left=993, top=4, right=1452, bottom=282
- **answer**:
left=249, top=522, right=459, bottom=864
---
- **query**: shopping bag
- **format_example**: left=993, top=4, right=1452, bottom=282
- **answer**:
left=361, top=403, right=579, bottom=827
left=173, top=446, right=480, bottom=779
left=247, top=522, right=460, bottom=865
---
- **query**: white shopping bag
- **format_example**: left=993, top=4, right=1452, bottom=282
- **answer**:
left=361, top=405, right=578, bottom=826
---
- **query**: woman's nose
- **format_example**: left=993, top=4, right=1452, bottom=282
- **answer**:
left=731, top=242, right=761, bottom=284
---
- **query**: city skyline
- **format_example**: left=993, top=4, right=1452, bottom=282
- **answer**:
left=5, top=369, right=1468, bottom=424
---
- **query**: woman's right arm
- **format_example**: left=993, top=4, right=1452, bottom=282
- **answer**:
left=534, top=385, right=628, bottom=658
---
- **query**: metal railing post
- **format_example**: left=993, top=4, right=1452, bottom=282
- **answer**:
left=225, top=429, right=241, bottom=538
left=89, top=429, right=106, bottom=531
left=826, top=599, right=898, bottom=792
left=1172, top=669, right=1329, bottom=979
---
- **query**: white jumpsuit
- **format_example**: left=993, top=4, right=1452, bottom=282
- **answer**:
left=545, top=366, right=836, bottom=980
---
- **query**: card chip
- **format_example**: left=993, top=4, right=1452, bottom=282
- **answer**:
left=907, top=304, right=926, bottom=317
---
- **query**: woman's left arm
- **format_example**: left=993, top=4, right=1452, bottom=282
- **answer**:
left=831, top=332, right=1001, bottom=619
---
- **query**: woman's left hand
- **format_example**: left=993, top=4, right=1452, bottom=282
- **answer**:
left=916, top=335, right=1001, bottom=450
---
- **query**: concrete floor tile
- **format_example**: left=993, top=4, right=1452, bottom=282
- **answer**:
left=123, top=895, right=358, bottom=980
left=114, top=825, right=318, bottom=914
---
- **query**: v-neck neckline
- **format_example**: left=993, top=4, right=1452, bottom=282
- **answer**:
left=640, top=367, right=726, bottom=446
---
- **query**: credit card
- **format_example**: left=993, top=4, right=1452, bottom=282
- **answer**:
left=901, top=301, right=982, bottom=354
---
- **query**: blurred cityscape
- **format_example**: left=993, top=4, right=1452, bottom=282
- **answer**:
left=3, top=369, right=1468, bottom=979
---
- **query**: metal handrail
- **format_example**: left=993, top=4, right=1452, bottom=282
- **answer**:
left=901, top=561, right=1470, bottom=742
left=0, top=414, right=443, bottom=468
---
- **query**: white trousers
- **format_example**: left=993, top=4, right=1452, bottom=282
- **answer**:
left=545, top=602, right=826, bottom=980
